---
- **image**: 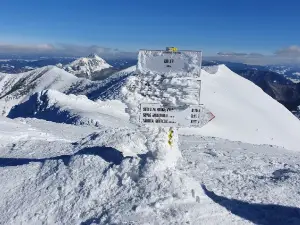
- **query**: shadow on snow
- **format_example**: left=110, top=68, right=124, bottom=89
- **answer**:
left=0, top=146, right=131, bottom=167
left=202, top=184, right=300, bottom=225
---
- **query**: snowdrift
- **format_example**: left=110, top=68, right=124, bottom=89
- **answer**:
left=8, top=89, right=131, bottom=129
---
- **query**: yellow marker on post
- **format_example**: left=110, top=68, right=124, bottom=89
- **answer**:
left=168, top=128, right=174, bottom=146
left=166, top=47, right=178, bottom=52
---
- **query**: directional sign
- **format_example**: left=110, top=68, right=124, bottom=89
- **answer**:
left=137, top=50, right=202, bottom=76
left=139, top=103, right=213, bottom=128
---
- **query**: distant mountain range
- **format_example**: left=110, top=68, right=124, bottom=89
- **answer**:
left=0, top=55, right=137, bottom=80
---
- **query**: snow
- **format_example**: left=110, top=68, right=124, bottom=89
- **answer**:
left=1, top=116, right=300, bottom=224
left=0, top=66, right=105, bottom=116
left=0, top=66, right=80, bottom=115
left=8, top=89, right=132, bottom=129
left=1, top=51, right=300, bottom=224
left=288, top=78, right=300, bottom=83
left=181, top=65, right=300, bottom=152
left=0, top=117, right=69, bottom=146
left=293, top=72, right=300, bottom=76
left=63, top=54, right=112, bottom=79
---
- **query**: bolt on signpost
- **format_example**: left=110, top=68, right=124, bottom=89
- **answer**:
left=137, top=47, right=210, bottom=148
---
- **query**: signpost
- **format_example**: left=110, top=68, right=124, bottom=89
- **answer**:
left=137, top=48, right=202, bottom=76
left=136, top=47, right=214, bottom=146
left=139, top=103, right=204, bottom=128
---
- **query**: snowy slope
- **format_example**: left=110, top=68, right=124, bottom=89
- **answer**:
left=0, top=65, right=137, bottom=117
left=63, top=53, right=112, bottom=79
left=2, top=61, right=299, bottom=151
left=8, top=89, right=132, bottom=129
left=0, top=66, right=79, bottom=115
left=186, top=65, right=300, bottom=151
left=0, top=66, right=101, bottom=115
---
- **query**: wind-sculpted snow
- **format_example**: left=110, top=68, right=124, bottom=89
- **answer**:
left=1, top=116, right=300, bottom=224
left=8, top=89, right=132, bottom=129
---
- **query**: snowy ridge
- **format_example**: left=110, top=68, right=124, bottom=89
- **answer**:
left=188, top=65, right=300, bottom=151
left=0, top=65, right=137, bottom=116
left=0, top=66, right=83, bottom=115
left=8, top=89, right=131, bottom=129
left=63, top=53, right=112, bottom=79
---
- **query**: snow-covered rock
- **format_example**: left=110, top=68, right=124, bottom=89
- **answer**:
left=63, top=53, right=112, bottom=79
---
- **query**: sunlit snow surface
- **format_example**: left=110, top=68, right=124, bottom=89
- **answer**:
left=0, top=61, right=300, bottom=224
left=1, top=118, right=300, bottom=225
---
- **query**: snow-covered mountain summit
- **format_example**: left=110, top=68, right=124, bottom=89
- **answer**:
left=1, top=51, right=300, bottom=224
left=63, top=53, right=112, bottom=79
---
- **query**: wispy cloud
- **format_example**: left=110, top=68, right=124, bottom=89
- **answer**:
left=0, top=43, right=136, bottom=59
left=209, top=46, right=300, bottom=65
left=0, top=43, right=55, bottom=53
left=275, top=45, right=300, bottom=57
left=217, top=52, right=248, bottom=57
left=1, top=43, right=300, bottom=65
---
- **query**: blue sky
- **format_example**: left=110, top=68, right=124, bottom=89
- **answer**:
left=0, top=0, right=299, bottom=59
